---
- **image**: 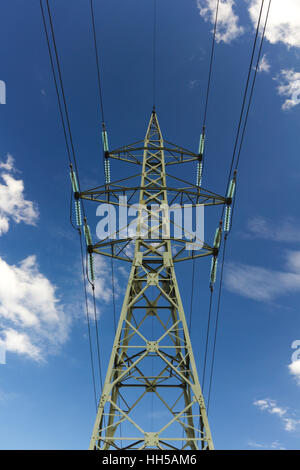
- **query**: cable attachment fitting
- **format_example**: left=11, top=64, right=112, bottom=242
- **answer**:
left=84, top=218, right=95, bottom=282
left=196, top=127, right=205, bottom=187
left=102, top=124, right=111, bottom=184
left=196, top=155, right=203, bottom=188
left=210, top=220, right=222, bottom=285
left=88, top=253, right=95, bottom=282
left=224, top=171, right=237, bottom=232
left=70, top=165, right=82, bottom=226
left=198, top=126, right=205, bottom=158
left=213, top=220, right=222, bottom=250
left=210, top=256, right=218, bottom=285
left=74, top=200, right=82, bottom=226
left=83, top=218, right=92, bottom=245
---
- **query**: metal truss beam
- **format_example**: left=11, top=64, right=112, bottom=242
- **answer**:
left=88, top=111, right=216, bottom=450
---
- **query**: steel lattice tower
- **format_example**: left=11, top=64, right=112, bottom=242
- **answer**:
left=75, top=111, right=230, bottom=450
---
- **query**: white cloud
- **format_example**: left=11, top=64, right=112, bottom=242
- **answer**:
left=0, top=255, right=70, bottom=361
left=196, top=0, right=244, bottom=44
left=246, top=215, right=300, bottom=242
left=248, top=0, right=300, bottom=49
left=0, top=155, right=38, bottom=235
left=288, top=359, right=300, bottom=386
left=197, top=1, right=300, bottom=49
left=225, top=252, right=300, bottom=301
left=275, top=69, right=300, bottom=110
left=0, top=329, right=41, bottom=361
left=254, top=398, right=300, bottom=432
left=0, top=216, right=9, bottom=235
left=257, top=53, right=270, bottom=73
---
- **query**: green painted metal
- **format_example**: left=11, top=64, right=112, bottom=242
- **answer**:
left=224, top=205, right=231, bottom=232
left=198, top=132, right=205, bottom=157
left=84, top=112, right=224, bottom=450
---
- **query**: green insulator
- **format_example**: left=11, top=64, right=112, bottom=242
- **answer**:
left=198, top=132, right=205, bottom=156
left=84, top=224, right=92, bottom=246
left=227, top=178, right=236, bottom=199
left=88, top=253, right=95, bottom=282
left=75, top=200, right=82, bottom=226
left=196, top=161, right=203, bottom=187
left=70, top=170, right=79, bottom=193
left=210, top=257, right=218, bottom=284
left=105, top=158, right=111, bottom=184
left=213, top=226, right=222, bottom=249
left=224, top=205, right=231, bottom=232
left=102, top=130, right=109, bottom=152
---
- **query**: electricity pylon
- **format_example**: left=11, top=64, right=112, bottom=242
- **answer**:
left=74, top=110, right=231, bottom=450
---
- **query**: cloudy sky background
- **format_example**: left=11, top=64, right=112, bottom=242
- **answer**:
left=0, top=0, right=300, bottom=449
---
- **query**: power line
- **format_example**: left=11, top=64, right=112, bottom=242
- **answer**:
left=69, top=187, right=99, bottom=409
left=224, top=0, right=265, bottom=197
left=40, top=0, right=72, bottom=166
left=85, top=245, right=104, bottom=393
left=40, top=0, right=104, bottom=410
left=89, top=0, right=117, bottom=341
left=202, top=0, right=220, bottom=129
left=188, top=257, right=196, bottom=333
left=89, top=3, right=121, bottom=438
left=79, top=229, right=98, bottom=412
left=201, top=287, right=214, bottom=391
left=153, top=0, right=157, bottom=109
left=206, top=234, right=228, bottom=414
left=45, top=0, right=82, bottom=188
left=227, top=1, right=272, bottom=236
left=206, top=0, right=272, bottom=413
left=111, top=247, right=117, bottom=334
left=190, top=1, right=220, bottom=346
left=92, top=284, right=104, bottom=390
left=235, top=0, right=272, bottom=171
left=90, top=0, right=106, bottom=125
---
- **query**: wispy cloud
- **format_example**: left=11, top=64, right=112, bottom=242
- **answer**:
left=245, top=215, right=300, bottom=242
left=274, top=69, right=300, bottom=110
left=254, top=398, right=300, bottom=432
left=248, top=439, right=286, bottom=450
left=257, top=53, right=270, bottom=73
left=196, top=0, right=244, bottom=44
left=0, top=154, right=38, bottom=235
left=0, top=387, right=18, bottom=404
left=0, top=154, right=14, bottom=172
left=225, top=251, right=300, bottom=302
left=188, top=79, right=200, bottom=89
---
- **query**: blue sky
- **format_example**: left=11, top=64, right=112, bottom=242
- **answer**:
left=0, top=0, right=300, bottom=450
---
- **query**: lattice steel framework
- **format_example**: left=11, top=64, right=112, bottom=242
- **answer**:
left=78, top=111, right=229, bottom=450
